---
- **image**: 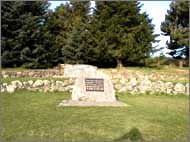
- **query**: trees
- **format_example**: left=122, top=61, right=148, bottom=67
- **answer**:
left=1, top=1, right=58, bottom=68
left=45, top=3, right=71, bottom=64
left=46, top=2, right=91, bottom=64
left=61, top=1, right=91, bottom=64
left=1, top=1, right=23, bottom=67
left=2, top=1, right=158, bottom=68
left=161, top=1, right=189, bottom=59
left=93, top=1, right=158, bottom=67
left=50, top=1, right=158, bottom=67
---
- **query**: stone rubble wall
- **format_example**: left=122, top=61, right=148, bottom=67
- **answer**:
left=1, top=78, right=189, bottom=95
left=1, top=78, right=75, bottom=94
left=1, top=70, right=188, bottom=95
left=112, top=76, right=188, bottom=95
left=1, top=70, right=63, bottom=78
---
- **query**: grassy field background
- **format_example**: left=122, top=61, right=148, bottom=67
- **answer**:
left=1, top=90, right=188, bottom=141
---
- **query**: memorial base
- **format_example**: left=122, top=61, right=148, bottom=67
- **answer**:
left=57, top=99, right=129, bottom=107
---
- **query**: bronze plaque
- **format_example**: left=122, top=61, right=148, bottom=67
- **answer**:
left=85, top=78, right=104, bottom=92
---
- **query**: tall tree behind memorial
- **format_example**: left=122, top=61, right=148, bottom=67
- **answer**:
left=62, top=1, right=91, bottom=64
left=47, top=2, right=91, bottom=64
left=45, top=3, right=71, bottom=64
left=93, top=1, right=158, bottom=67
left=161, top=1, right=189, bottom=59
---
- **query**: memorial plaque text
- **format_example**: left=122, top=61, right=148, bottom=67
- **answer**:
left=85, top=78, right=104, bottom=92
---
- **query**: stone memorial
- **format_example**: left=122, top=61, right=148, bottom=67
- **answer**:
left=58, top=69, right=128, bottom=107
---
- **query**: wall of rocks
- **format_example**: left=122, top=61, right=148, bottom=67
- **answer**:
left=1, top=78, right=189, bottom=95
left=1, top=78, right=75, bottom=93
left=1, top=70, right=63, bottom=78
left=112, top=77, right=188, bottom=95
left=1, top=69, right=188, bottom=95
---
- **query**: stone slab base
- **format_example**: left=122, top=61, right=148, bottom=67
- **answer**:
left=57, top=99, right=129, bottom=107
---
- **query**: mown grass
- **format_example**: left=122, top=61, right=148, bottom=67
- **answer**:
left=124, top=65, right=189, bottom=72
left=1, top=67, right=58, bottom=71
left=1, top=67, right=28, bottom=71
left=1, top=90, right=188, bottom=141
left=101, top=66, right=188, bottom=77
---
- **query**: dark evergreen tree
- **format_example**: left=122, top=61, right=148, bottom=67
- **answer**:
left=48, top=2, right=74, bottom=63
left=161, top=1, right=189, bottom=59
left=93, top=1, right=158, bottom=67
left=62, top=1, right=91, bottom=64
left=1, top=1, right=23, bottom=67
left=2, top=1, right=159, bottom=68
left=1, top=1, right=58, bottom=68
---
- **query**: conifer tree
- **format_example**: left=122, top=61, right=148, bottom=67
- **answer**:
left=93, top=1, right=158, bottom=67
left=1, top=1, right=55, bottom=68
left=161, top=1, right=189, bottom=59
left=62, top=1, right=91, bottom=64
left=1, top=1, right=23, bottom=67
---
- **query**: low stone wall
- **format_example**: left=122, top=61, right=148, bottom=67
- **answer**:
left=1, top=70, right=63, bottom=78
left=113, top=77, right=188, bottom=95
left=1, top=69, right=188, bottom=95
left=1, top=78, right=189, bottom=95
left=1, top=78, right=75, bottom=93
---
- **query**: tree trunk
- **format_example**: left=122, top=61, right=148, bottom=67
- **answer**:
left=179, top=60, right=183, bottom=68
left=117, top=59, right=123, bottom=69
left=157, top=58, right=160, bottom=67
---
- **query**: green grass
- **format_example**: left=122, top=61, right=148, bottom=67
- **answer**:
left=101, top=66, right=188, bottom=77
left=1, top=67, right=28, bottom=71
left=1, top=90, right=188, bottom=141
left=1, top=67, right=58, bottom=71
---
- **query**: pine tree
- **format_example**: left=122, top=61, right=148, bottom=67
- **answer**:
left=17, top=1, right=52, bottom=68
left=1, top=1, right=23, bottom=67
left=48, top=1, right=91, bottom=64
left=46, top=2, right=73, bottom=63
left=62, top=1, right=91, bottom=64
left=93, top=1, right=158, bottom=67
left=161, top=1, right=189, bottom=59
left=1, top=1, right=57, bottom=68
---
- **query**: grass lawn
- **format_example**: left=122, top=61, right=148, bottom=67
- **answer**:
left=1, top=90, right=188, bottom=141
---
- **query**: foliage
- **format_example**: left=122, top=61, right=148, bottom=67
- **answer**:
left=92, top=1, right=158, bottom=67
left=1, top=1, right=59, bottom=68
left=2, top=1, right=159, bottom=68
left=1, top=1, right=23, bottom=67
left=161, top=1, right=189, bottom=59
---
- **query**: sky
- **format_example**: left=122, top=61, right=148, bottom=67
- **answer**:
left=49, top=1, right=172, bottom=57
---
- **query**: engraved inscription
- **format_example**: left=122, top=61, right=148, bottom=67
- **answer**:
left=85, top=78, right=104, bottom=92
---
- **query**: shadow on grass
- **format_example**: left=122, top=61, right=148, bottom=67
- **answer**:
left=114, top=127, right=143, bottom=141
